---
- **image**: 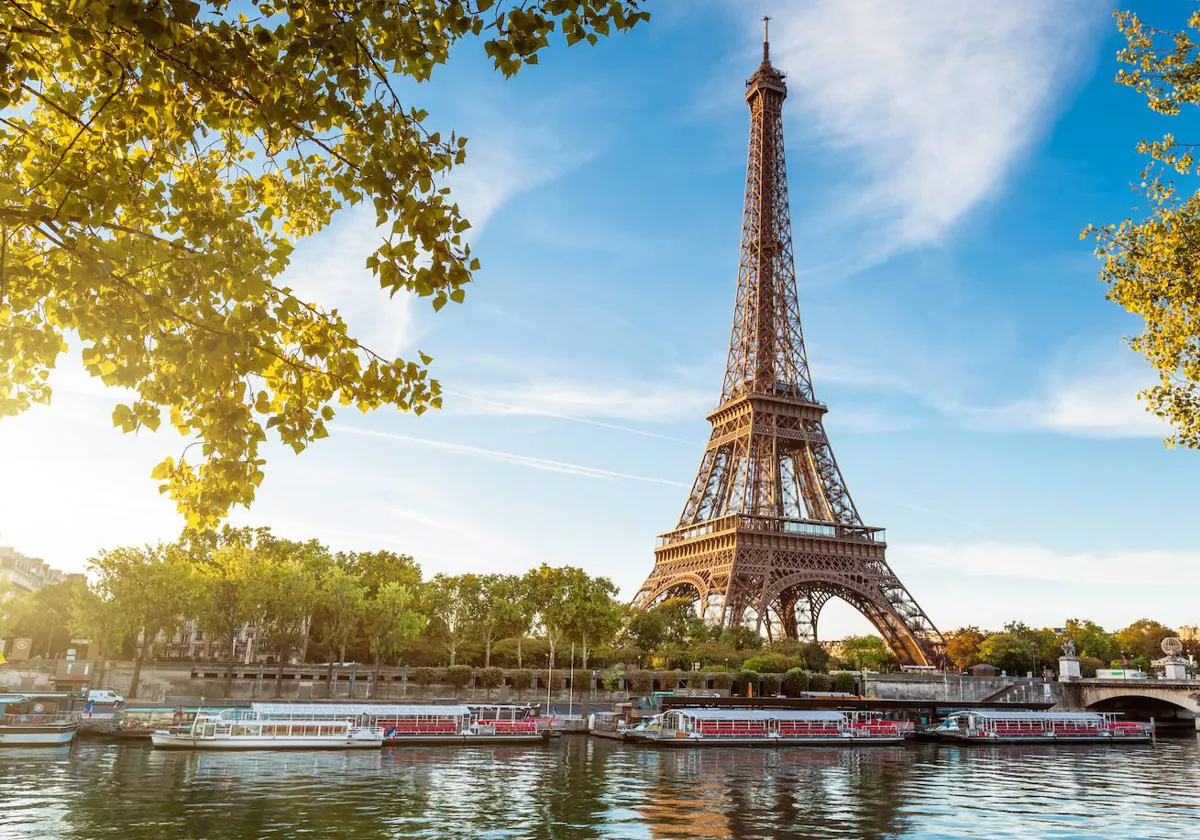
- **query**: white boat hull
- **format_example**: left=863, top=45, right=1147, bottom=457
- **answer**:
left=641, top=733, right=899, bottom=747
left=0, top=725, right=78, bottom=746
left=151, top=733, right=382, bottom=750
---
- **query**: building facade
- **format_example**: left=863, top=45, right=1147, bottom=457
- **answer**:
left=0, top=546, right=83, bottom=596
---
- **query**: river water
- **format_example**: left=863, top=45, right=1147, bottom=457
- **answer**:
left=2, top=737, right=1198, bottom=839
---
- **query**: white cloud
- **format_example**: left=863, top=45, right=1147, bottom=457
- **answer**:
left=961, top=353, right=1169, bottom=439
left=895, top=541, right=1200, bottom=587
left=755, top=0, right=1106, bottom=258
left=1014, top=370, right=1166, bottom=438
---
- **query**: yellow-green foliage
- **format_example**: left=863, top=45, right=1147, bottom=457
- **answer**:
left=1087, top=9, right=1200, bottom=449
left=0, top=1, right=648, bottom=526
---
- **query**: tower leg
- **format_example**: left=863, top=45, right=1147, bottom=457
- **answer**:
left=794, top=591, right=830, bottom=644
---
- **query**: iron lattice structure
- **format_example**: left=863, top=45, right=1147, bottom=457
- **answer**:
left=633, top=27, right=945, bottom=666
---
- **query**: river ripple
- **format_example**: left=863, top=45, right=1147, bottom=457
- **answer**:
left=1, top=737, right=1198, bottom=839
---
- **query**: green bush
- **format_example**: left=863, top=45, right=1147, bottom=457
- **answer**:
left=782, top=668, right=810, bottom=697
left=446, top=665, right=473, bottom=688
left=410, top=666, right=438, bottom=686
left=686, top=671, right=705, bottom=689
left=628, top=670, right=653, bottom=693
left=569, top=670, right=591, bottom=691
left=601, top=667, right=624, bottom=691
left=832, top=672, right=857, bottom=693
left=761, top=673, right=782, bottom=696
left=478, top=667, right=504, bottom=690
left=1078, top=656, right=1104, bottom=678
left=511, top=669, right=534, bottom=690
left=809, top=673, right=832, bottom=692
left=710, top=672, right=734, bottom=690
left=742, top=652, right=799, bottom=673
left=735, top=670, right=759, bottom=696
left=657, top=670, right=682, bottom=691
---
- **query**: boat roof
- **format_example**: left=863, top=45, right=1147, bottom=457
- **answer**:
left=960, top=710, right=1104, bottom=721
left=669, top=709, right=845, bottom=722
left=466, top=703, right=535, bottom=709
left=121, top=706, right=231, bottom=713
left=250, top=703, right=471, bottom=717
left=0, top=694, right=28, bottom=704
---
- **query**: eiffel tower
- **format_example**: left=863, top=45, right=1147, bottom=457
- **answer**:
left=632, top=21, right=944, bottom=666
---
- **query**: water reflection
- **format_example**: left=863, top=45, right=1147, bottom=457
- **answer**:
left=1, top=738, right=1198, bottom=839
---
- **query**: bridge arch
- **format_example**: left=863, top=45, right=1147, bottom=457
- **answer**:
left=1079, top=683, right=1200, bottom=728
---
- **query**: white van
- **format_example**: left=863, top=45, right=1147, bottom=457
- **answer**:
left=86, top=689, right=124, bottom=705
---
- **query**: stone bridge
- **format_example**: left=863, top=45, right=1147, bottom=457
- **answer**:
left=1059, top=679, right=1200, bottom=729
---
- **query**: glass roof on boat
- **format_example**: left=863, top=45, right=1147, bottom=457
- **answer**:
left=671, top=709, right=845, bottom=721
left=250, top=703, right=471, bottom=718
left=961, top=710, right=1104, bottom=721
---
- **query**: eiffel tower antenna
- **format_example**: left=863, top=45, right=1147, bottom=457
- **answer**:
left=632, top=26, right=945, bottom=665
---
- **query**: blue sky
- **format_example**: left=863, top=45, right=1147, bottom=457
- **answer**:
left=2, top=0, right=1198, bottom=639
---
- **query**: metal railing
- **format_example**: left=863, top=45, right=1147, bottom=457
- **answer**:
left=1, top=712, right=80, bottom=725
left=659, top=515, right=885, bottom=546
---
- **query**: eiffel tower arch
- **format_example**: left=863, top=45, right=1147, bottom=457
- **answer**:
left=633, top=22, right=945, bottom=666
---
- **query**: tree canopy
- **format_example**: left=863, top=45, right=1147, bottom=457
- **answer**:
left=0, top=0, right=648, bottom=526
left=1088, top=8, right=1200, bottom=448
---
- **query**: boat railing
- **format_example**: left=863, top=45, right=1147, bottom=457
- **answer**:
left=1, top=712, right=80, bottom=725
left=470, top=719, right=538, bottom=735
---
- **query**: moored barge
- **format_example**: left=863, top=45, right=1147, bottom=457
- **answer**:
left=0, top=694, right=80, bottom=747
left=636, top=708, right=910, bottom=746
left=590, top=711, right=633, bottom=741
left=150, top=710, right=383, bottom=750
left=105, top=706, right=233, bottom=741
left=927, top=710, right=1154, bottom=744
left=250, top=703, right=551, bottom=745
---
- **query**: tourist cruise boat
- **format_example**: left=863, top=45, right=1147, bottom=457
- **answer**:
left=0, top=694, right=82, bottom=747
left=150, top=710, right=383, bottom=750
left=249, top=703, right=552, bottom=745
left=634, top=708, right=909, bottom=746
left=927, top=710, right=1154, bottom=744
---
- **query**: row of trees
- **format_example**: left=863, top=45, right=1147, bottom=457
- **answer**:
left=0, top=528, right=629, bottom=692
left=3, top=536, right=1189, bottom=686
left=944, top=619, right=1188, bottom=676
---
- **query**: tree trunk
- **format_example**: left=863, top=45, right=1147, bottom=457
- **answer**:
left=275, top=643, right=286, bottom=699
left=449, top=641, right=457, bottom=667
left=326, top=660, right=335, bottom=699
left=223, top=628, right=238, bottom=698
left=484, top=637, right=492, bottom=669
left=130, top=632, right=147, bottom=700
left=517, top=637, right=523, bottom=669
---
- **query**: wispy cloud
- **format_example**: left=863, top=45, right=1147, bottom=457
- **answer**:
left=447, top=376, right=712, bottom=432
left=445, top=390, right=696, bottom=444
left=895, top=541, right=1200, bottom=587
left=339, top=425, right=688, bottom=487
left=282, top=90, right=604, bottom=360
left=448, top=88, right=608, bottom=232
left=750, top=0, right=1106, bottom=262
left=959, top=353, right=1169, bottom=439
